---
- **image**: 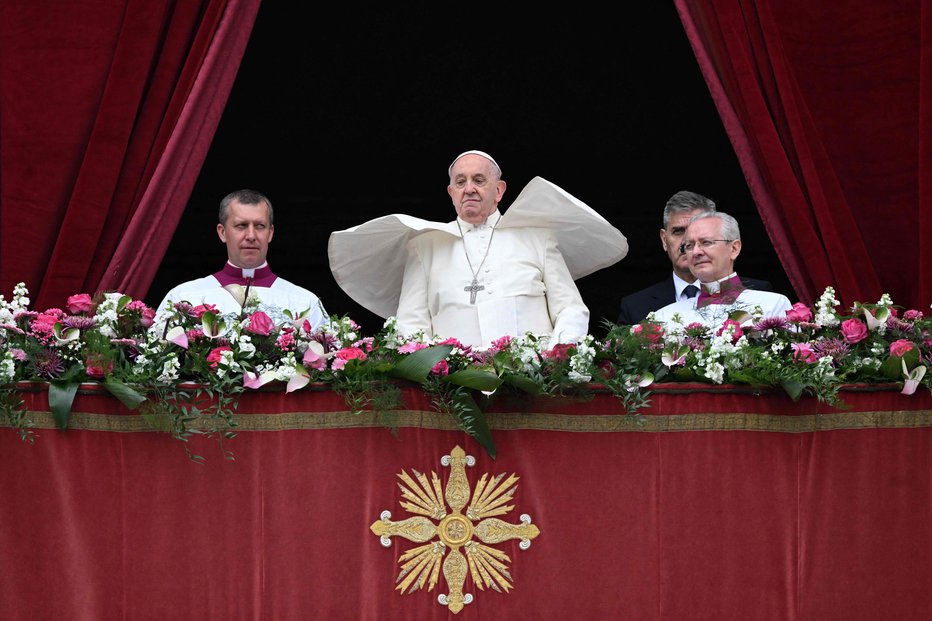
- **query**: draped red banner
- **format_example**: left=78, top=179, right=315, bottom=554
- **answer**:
left=1, top=385, right=930, bottom=620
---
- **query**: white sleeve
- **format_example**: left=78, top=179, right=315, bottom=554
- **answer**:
left=542, top=231, right=589, bottom=344
left=395, top=238, right=433, bottom=339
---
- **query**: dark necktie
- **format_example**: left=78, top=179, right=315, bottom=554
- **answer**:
left=683, top=285, right=699, bottom=299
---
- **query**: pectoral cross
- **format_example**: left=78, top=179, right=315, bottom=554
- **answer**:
left=464, top=278, right=484, bottom=304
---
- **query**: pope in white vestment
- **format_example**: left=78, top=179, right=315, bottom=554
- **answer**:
left=328, top=150, right=629, bottom=350
left=396, top=211, right=589, bottom=349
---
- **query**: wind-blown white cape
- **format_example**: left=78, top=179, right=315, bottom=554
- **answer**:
left=327, top=176, right=628, bottom=319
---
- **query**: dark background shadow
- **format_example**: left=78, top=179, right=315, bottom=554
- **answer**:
left=148, top=6, right=794, bottom=336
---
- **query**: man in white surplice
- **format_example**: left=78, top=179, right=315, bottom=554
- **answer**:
left=328, top=150, right=628, bottom=350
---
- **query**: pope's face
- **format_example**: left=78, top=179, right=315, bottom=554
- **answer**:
left=448, top=154, right=506, bottom=224
left=682, top=216, right=741, bottom=283
left=660, top=209, right=705, bottom=278
left=217, top=199, right=274, bottom=269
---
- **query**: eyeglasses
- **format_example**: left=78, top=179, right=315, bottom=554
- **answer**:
left=679, top=239, right=733, bottom=254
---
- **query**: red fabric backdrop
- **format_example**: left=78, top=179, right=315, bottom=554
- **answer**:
left=1, top=385, right=930, bottom=620
left=0, top=0, right=259, bottom=309
left=676, top=0, right=932, bottom=310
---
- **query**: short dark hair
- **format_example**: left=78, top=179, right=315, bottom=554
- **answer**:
left=219, top=189, right=274, bottom=225
left=662, top=191, right=715, bottom=228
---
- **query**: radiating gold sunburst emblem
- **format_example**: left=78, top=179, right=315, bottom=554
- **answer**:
left=370, top=445, right=541, bottom=614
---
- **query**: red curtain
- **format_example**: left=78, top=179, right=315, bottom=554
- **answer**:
left=0, top=0, right=259, bottom=309
left=675, top=0, right=932, bottom=311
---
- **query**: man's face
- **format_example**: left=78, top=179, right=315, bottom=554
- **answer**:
left=660, top=209, right=705, bottom=277
left=448, top=154, right=506, bottom=224
left=682, top=216, right=741, bottom=283
left=217, top=200, right=274, bottom=269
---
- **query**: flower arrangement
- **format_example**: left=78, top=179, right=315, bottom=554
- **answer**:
left=1, top=283, right=930, bottom=459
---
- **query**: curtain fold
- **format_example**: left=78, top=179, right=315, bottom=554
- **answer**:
left=0, top=0, right=259, bottom=309
left=675, top=0, right=930, bottom=310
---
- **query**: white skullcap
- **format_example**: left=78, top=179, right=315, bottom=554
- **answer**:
left=448, top=150, right=501, bottom=177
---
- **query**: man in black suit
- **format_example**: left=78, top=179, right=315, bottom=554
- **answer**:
left=617, top=191, right=772, bottom=325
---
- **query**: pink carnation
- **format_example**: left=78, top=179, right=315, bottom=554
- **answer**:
left=398, top=342, right=429, bottom=354
left=489, top=335, right=512, bottom=352
left=246, top=311, right=274, bottom=336
left=889, top=339, right=915, bottom=357
left=840, top=318, right=868, bottom=344
left=67, top=293, right=94, bottom=314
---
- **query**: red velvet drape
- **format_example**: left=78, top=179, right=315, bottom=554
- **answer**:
left=675, top=0, right=932, bottom=311
left=0, top=0, right=259, bottom=309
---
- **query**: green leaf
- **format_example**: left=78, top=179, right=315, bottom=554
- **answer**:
left=103, top=378, right=147, bottom=409
left=879, top=355, right=902, bottom=380
left=780, top=379, right=805, bottom=401
left=443, top=368, right=503, bottom=392
left=501, top=372, right=541, bottom=395
left=389, top=345, right=453, bottom=383
left=49, top=380, right=80, bottom=430
left=451, top=390, right=496, bottom=459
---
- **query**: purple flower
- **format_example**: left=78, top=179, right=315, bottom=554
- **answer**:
left=812, top=337, right=850, bottom=364
left=61, top=315, right=96, bottom=330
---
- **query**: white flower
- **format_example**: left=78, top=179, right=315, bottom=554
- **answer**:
left=158, top=356, right=181, bottom=383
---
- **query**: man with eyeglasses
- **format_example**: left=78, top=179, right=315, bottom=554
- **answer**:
left=651, top=211, right=792, bottom=329
left=616, top=191, right=773, bottom=325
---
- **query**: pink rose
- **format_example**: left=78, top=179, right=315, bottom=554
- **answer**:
left=85, top=353, right=113, bottom=379
left=840, top=318, right=868, bottom=344
left=785, top=302, right=813, bottom=323
left=717, top=319, right=744, bottom=344
left=903, top=309, right=923, bottom=321
left=889, top=339, right=915, bottom=357
left=207, top=346, right=233, bottom=370
left=331, top=347, right=367, bottom=371
left=67, top=293, right=94, bottom=314
left=246, top=311, right=274, bottom=336
left=140, top=306, right=155, bottom=328
left=791, top=342, right=818, bottom=364
left=193, top=303, right=218, bottom=318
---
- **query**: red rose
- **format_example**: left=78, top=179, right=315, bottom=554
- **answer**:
left=207, top=346, right=233, bottom=370
left=246, top=311, right=274, bottom=336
